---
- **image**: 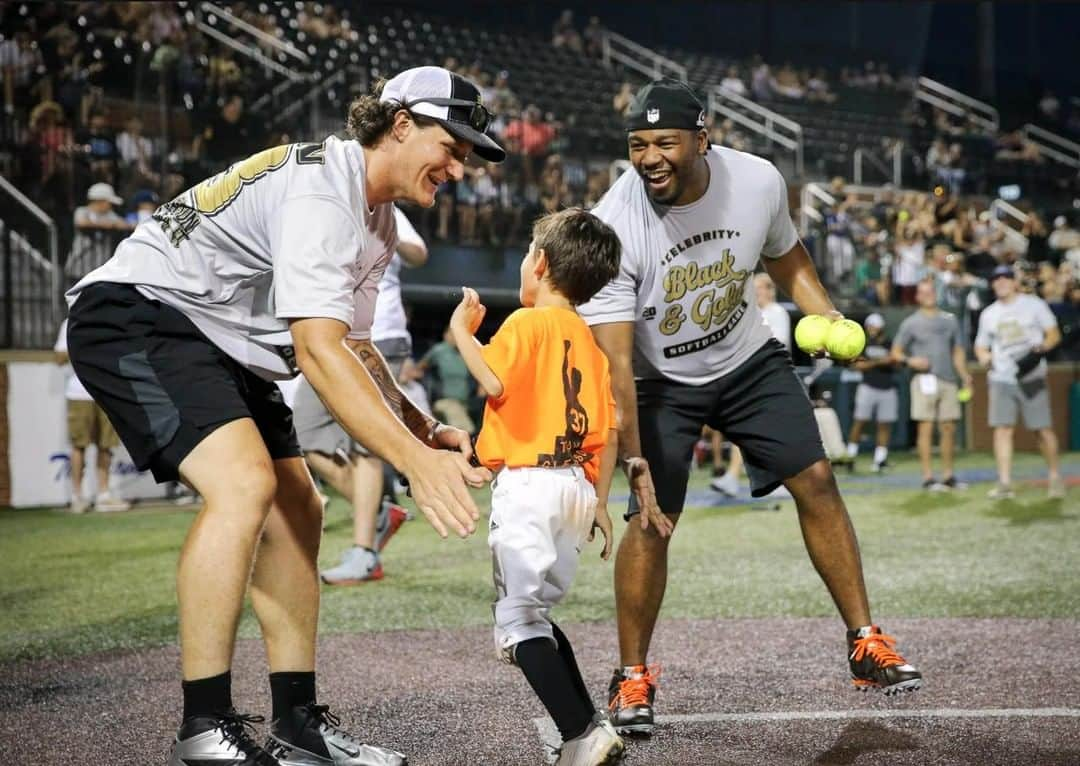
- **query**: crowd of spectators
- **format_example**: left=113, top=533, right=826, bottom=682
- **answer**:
left=816, top=178, right=1079, bottom=359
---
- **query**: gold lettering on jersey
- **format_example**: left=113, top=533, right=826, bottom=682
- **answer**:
left=690, top=282, right=745, bottom=332
left=662, top=250, right=748, bottom=302
left=192, top=144, right=292, bottom=215
left=659, top=304, right=686, bottom=335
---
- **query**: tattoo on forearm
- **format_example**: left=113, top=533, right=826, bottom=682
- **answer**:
left=354, top=342, right=433, bottom=441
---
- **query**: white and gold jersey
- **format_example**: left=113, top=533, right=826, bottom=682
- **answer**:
left=579, top=145, right=799, bottom=385
left=67, top=136, right=397, bottom=380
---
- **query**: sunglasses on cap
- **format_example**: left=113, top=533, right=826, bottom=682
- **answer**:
left=403, top=97, right=493, bottom=134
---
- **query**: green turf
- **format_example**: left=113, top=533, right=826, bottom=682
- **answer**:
left=1, top=451, right=1077, bottom=663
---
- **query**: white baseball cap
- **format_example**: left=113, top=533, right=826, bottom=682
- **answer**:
left=864, top=313, right=885, bottom=330
left=380, top=66, right=505, bottom=162
left=87, top=182, right=122, bottom=205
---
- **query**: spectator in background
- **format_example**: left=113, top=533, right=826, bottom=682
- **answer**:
left=935, top=251, right=985, bottom=343
left=892, top=219, right=925, bottom=305
left=974, top=265, right=1064, bottom=500
left=613, top=81, right=634, bottom=117
left=751, top=59, right=773, bottom=100
left=825, top=196, right=856, bottom=285
left=194, top=94, right=254, bottom=169
left=116, top=116, right=155, bottom=177
left=503, top=104, right=558, bottom=186
left=719, top=66, right=747, bottom=97
left=65, top=182, right=132, bottom=281
left=54, top=318, right=131, bottom=513
left=1048, top=215, right=1080, bottom=268
left=456, top=169, right=479, bottom=244
left=583, top=16, right=605, bottom=58
left=1, top=28, right=46, bottom=113
left=28, top=99, right=72, bottom=191
left=76, top=111, right=119, bottom=182
left=892, top=279, right=972, bottom=491
left=418, top=326, right=477, bottom=435
left=846, top=313, right=898, bottom=472
left=551, top=9, right=583, bottom=53
left=124, top=189, right=159, bottom=227
left=299, top=207, right=428, bottom=585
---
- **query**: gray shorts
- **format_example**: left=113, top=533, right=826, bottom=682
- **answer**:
left=988, top=378, right=1052, bottom=430
left=293, top=337, right=411, bottom=458
left=853, top=384, right=898, bottom=424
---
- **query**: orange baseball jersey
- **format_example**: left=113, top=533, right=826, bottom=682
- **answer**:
left=476, top=306, right=616, bottom=484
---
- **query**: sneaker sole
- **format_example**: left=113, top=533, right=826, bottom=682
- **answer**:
left=320, top=570, right=385, bottom=586
left=852, top=677, right=922, bottom=695
left=613, top=722, right=654, bottom=736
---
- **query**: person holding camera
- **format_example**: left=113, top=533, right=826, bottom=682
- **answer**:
left=974, top=265, right=1064, bottom=500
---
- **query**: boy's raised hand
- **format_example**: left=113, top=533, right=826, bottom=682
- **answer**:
left=450, top=286, right=487, bottom=336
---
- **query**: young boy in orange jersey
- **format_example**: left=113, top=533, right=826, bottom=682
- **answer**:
left=450, top=208, right=671, bottom=765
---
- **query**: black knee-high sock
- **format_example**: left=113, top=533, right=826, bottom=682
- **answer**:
left=515, top=637, right=594, bottom=741
left=552, top=622, right=595, bottom=716
left=381, top=463, right=398, bottom=504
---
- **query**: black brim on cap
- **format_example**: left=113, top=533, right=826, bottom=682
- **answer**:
left=437, top=119, right=505, bottom=162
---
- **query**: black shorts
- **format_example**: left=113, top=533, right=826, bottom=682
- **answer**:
left=629, top=339, right=825, bottom=516
left=67, top=282, right=301, bottom=483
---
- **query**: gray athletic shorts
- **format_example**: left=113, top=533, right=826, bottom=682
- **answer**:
left=293, top=337, right=411, bottom=458
left=988, top=378, right=1052, bottom=430
left=853, top=384, right=898, bottom=424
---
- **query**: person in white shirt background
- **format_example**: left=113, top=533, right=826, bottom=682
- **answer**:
left=974, top=265, right=1064, bottom=500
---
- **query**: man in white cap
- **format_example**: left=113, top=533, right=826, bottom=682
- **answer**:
left=65, top=182, right=134, bottom=281
left=846, top=313, right=898, bottom=472
left=65, top=66, right=504, bottom=766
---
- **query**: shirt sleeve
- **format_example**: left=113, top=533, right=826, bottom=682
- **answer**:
left=894, top=319, right=911, bottom=353
left=974, top=307, right=993, bottom=349
left=392, top=206, right=424, bottom=250
left=272, top=196, right=364, bottom=327
left=578, top=194, right=639, bottom=325
left=479, top=310, right=538, bottom=400
left=949, top=315, right=964, bottom=349
left=762, top=165, right=800, bottom=259
left=1034, top=297, right=1059, bottom=331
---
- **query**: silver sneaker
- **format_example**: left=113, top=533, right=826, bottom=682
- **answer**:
left=168, top=710, right=280, bottom=766
left=987, top=483, right=1015, bottom=500
left=555, top=714, right=625, bottom=766
left=320, top=547, right=382, bottom=586
left=1048, top=476, right=1066, bottom=500
left=269, top=704, right=406, bottom=766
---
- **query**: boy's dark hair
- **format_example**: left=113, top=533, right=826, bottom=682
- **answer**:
left=531, top=208, right=621, bottom=305
left=345, top=79, right=438, bottom=146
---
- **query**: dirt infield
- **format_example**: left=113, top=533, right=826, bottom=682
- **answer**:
left=3, top=617, right=1079, bottom=765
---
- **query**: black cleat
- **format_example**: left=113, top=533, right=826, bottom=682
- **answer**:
left=848, top=626, right=922, bottom=695
left=607, top=665, right=659, bottom=736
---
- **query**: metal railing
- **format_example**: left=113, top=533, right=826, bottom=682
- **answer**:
left=195, top=21, right=307, bottom=82
left=600, top=30, right=687, bottom=82
left=915, top=76, right=999, bottom=133
left=0, top=173, right=60, bottom=349
left=853, top=142, right=904, bottom=187
left=710, top=85, right=804, bottom=176
left=273, top=70, right=346, bottom=135
left=989, top=198, right=1030, bottom=253
left=799, top=182, right=835, bottom=234
left=200, top=1, right=310, bottom=65
left=1022, top=123, right=1080, bottom=169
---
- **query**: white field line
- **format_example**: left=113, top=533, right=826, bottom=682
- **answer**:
left=533, top=707, right=1080, bottom=758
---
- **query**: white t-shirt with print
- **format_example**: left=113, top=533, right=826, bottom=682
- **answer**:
left=370, top=207, right=424, bottom=344
left=974, top=293, right=1059, bottom=383
left=579, top=145, right=799, bottom=385
left=760, top=301, right=791, bottom=350
left=67, top=136, right=397, bottom=380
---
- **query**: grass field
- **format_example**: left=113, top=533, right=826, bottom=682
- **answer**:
left=1, top=451, right=1077, bottom=664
